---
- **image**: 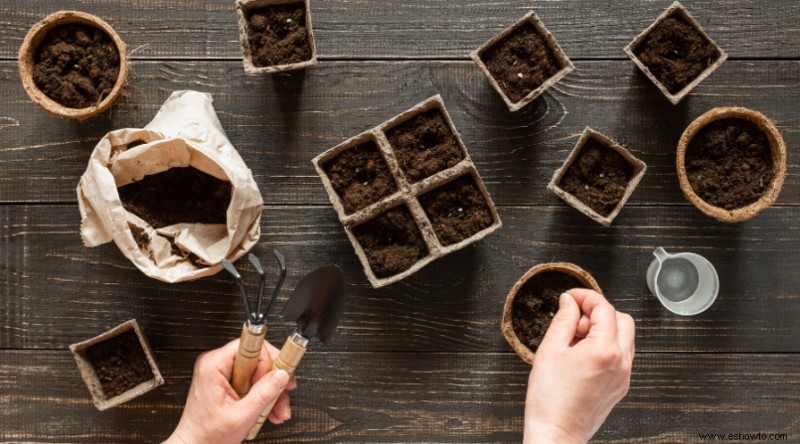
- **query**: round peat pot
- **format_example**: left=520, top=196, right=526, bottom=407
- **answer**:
left=676, top=107, right=786, bottom=223
left=501, top=262, right=602, bottom=365
left=18, top=11, right=128, bottom=120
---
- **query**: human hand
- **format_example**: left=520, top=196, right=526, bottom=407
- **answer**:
left=165, top=339, right=298, bottom=444
left=523, top=289, right=635, bottom=444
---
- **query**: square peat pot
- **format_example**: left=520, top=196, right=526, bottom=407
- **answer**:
left=236, top=0, right=317, bottom=74
left=313, top=95, right=501, bottom=287
left=547, top=128, right=647, bottom=227
left=623, top=1, right=727, bottom=105
left=69, top=319, right=164, bottom=411
left=471, top=11, right=575, bottom=112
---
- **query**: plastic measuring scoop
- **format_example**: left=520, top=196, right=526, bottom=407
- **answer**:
left=646, top=247, right=719, bottom=316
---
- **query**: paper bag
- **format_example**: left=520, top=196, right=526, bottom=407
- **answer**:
left=77, top=90, right=263, bottom=283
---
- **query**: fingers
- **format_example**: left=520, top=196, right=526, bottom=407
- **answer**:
left=240, top=369, right=290, bottom=414
left=566, top=289, right=618, bottom=342
left=540, top=292, right=581, bottom=347
left=615, top=312, right=636, bottom=365
left=268, top=391, right=292, bottom=424
left=575, top=314, right=590, bottom=339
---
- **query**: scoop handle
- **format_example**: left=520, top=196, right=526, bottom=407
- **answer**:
left=231, top=323, right=266, bottom=397
left=245, top=335, right=307, bottom=440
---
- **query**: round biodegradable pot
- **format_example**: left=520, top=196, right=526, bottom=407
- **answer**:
left=501, top=262, right=602, bottom=365
left=676, top=107, right=786, bottom=223
left=18, top=11, right=128, bottom=120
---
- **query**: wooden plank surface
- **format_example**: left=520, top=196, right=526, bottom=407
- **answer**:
left=3, top=204, right=799, bottom=353
left=1, top=1, right=798, bottom=60
left=1, top=351, right=799, bottom=443
left=0, top=60, right=798, bottom=205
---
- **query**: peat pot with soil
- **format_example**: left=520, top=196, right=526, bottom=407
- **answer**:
left=676, top=107, right=787, bottom=223
left=624, top=1, right=727, bottom=105
left=18, top=10, right=128, bottom=120
left=70, top=319, right=163, bottom=411
left=471, top=11, right=574, bottom=112
left=548, top=128, right=647, bottom=226
left=236, top=0, right=317, bottom=74
left=313, top=95, right=502, bottom=287
left=502, top=262, right=602, bottom=364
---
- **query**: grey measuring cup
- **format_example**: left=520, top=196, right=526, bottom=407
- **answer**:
left=646, top=247, right=719, bottom=316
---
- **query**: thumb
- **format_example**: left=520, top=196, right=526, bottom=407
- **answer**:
left=540, top=293, right=581, bottom=347
left=240, top=369, right=290, bottom=414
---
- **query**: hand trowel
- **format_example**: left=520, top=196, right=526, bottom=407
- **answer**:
left=246, top=264, right=345, bottom=440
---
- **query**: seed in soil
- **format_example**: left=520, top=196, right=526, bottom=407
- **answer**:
left=352, top=205, right=429, bottom=278
left=685, top=118, right=773, bottom=210
left=384, top=109, right=465, bottom=183
left=323, top=140, right=397, bottom=214
left=33, top=23, right=120, bottom=109
left=84, top=329, right=154, bottom=399
left=558, top=138, right=634, bottom=217
left=246, top=2, right=312, bottom=67
left=419, top=174, right=494, bottom=246
left=118, top=166, right=232, bottom=229
left=512, top=271, right=584, bottom=352
left=633, top=13, right=721, bottom=94
left=480, top=21, right=562, bottom=103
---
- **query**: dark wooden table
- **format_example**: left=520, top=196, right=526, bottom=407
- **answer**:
left=2, top=1, right=799, bottom=442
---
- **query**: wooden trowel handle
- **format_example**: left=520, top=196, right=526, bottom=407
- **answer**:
left=245, top=334, right=307, bottom=440
left=231, top=323, right=266, bottom=397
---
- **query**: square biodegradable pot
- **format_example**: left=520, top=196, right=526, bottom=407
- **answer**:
left=471, top=11, right=575, bottom=112
left=236, top=0, right=317, bottom=74
left=547, top=127, right=647, bottom=226
left=70, top=319, right=164, bottom=411
left=313, top=95, right=502, bottom=287
left=623, top=1, right=727, bottom=105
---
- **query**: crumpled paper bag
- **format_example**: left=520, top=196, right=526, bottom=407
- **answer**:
left=77, top=90, right=263, bottom=283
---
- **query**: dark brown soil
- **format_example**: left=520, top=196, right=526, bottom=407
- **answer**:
left=559, top=138, right=634, bottom=217
left=84, top=329, right=153, bottom=399
left=324, top=141, right=397, bottom=214
left=246, top=2, right=312, bottom=67
left=685, top=118, right=774, bottom=210
left=420, top=175, right=494, bottom=246
left=385, top=109, right=465, bottom=183
left=118, top=167, right=232, bottom=229
left=32, top=23, right=120, bottom=109
left=130, top=226, right=149, bottom=250
left=352, top=206, right=428, bottom=278
left=512, top=271, right=584, bottom=352
left=480, top=22, right=562, bottom=103
left=633, top=13, right=721, bottom=94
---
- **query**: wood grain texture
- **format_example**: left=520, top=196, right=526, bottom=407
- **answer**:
left=1, top=0, right=799, bottom=60
left=2, top=204, right=799, bottom=353
left=1, top=351, right=798, bottom=443
left=0, top=60, right=798, bottom=205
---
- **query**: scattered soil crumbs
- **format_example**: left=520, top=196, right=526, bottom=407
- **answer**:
left=480, top=22, right=562, bottom=103
left=685, top=118, right=774, bottom=210
left=512, top=271, right=584, bottom=352
left=246, top=2, right=312, bottom=67
left=385, top=109, right=465, bottom=183
left=84, top=329, right=153, bottom=399
left=633, top=13, right=721, bottom=94
left=353, top=206, right=428, bottom=278
left=33, top=23, right=120, bottom=109
left=130, top=226, right=149, bottom=250
left=559, top=138, right=634, bottom=217
left=420, top=175, right=493, bottom=246
left=118, top=167, right=232, bottom=229
left=324, top=140, right=397, bottom=214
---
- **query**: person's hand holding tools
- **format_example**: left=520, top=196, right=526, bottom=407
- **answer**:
left=523, top=289, right=635, bottom=444
left=165, top=339, right=297, bottom=444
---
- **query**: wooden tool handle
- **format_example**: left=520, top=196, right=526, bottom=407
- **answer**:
left=231, top=323, right=266, bottom=397
left=245, top=334, right=307, bottom=440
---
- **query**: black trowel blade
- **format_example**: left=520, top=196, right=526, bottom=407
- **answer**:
left=282, top=265, right=345, bottom=344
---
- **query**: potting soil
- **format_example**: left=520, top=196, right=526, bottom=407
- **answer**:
left=512, top=271, right=584, bottom=352
left=33, top=23, right=120, bottom=109
left=324, top=140, right=397, bottom=214
left=353, top=206, right=428, bottom=278
left=84, top=329, right=153, bottom=399
left=385, top=109, right=465, bottom=183
left=246, top=2, right=312, bottom=67
left=420, top=174, right=493, bottom=246
left=559, top=138, right=633, bottom=217
left=685, top=118, right=774, bottom=210
left=130, top=226, right=150, bottom=250
left=481, top=22, right=561, bottom=103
